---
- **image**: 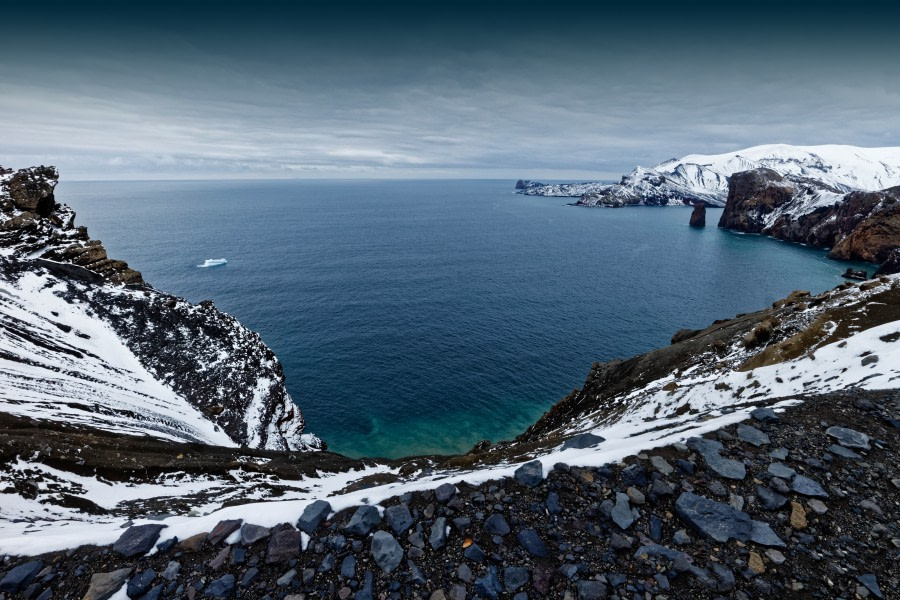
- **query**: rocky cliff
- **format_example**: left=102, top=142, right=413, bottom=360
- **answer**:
left=718, top=167, right=900, bottom=266
left=515, top=144, right=900, bottom=208
left=0, top=165, right=322, bottom=451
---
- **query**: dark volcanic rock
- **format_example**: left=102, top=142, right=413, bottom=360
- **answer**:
left=718, top=169, right=794, bottom=233
left=826, top=426, right=871, bottom=449
left=516, top=528, right=549, bottom=557
left=561, top=432, right=606, bottom=450
left=384, top=504, right=414, bottom=535
left=345, top=505, right=381, bottom=536
left=113, top=524, right=166, bottom=558
left=266, top=529, right=301, bottom=564
left=370, top=531, right=403, bottom=574
left=675, top=492, right=752, bottom=542
left=298, top=499, right=332, bottom=533
left=0, top=560, right=43, bottom=593
left=208, top=519, right=242, bottom=545
left=513, top=460, right=544, bottom=487
left=689, top=202, right=706, bottom=227
left=687, top=437, right=746, bottom=480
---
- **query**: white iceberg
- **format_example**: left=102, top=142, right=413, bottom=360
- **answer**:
left=197, top=258, right=228, bottom=268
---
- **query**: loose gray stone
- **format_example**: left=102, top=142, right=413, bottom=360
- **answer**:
left=503, top=566, right=530, bottom=592
left=826, top=426, right=871, bottom=450
left=0, top=561, right=43, bottom=593
left=240, top=523, right=270, bottom=545
left=384, top=504, right=414, bottom=535
left=127, top=569, right=156, bottom=598
left=514, top=460, right=544, bottom=488
left=483, top=513, right=510, bottom=536
left=341, top=555, right=356, bottom=579
left=611, top=492, right=635, bottom=530
left=687, top=438, right=745, bottom=480
left=737, top=424, right=770, bottom=446
left=463, top=543, right=486, bottom=562
left=161, top=561, right=180, bottom=581
left=113, top=524, right=166, bottom=558
left=792, top=475, right=829, bottom=498
left=634, top=544, right=688, bottom=561
left=857, top=574, right=884, bottom=599
left=434, top=483, right=457, bottom=503
left=561, top=432, right=606, bottom=450
left=429, top=517, right=448, bottom=550
left=769, top=448, right=788, bottom=460
left=750, top=520, right=786, bottom=547
left=357, top=571, right=374, bottom=600
left=675, top=492, right=752, bottom=542
left=517, top=528, right=548, bottom=557
left=827, top=444, right=861, bottom=459
left=756, top=485, right=788, bottom=510
left=344, top=505, right=381, bottom=536
left=649, top=455, right=674, bottom=475
left=767, top=462, right=796, bottom=479
left=276, top=568, right=297, bottom=587
left=457, top=563, right=473, bottom=582
left=298, top=500, right=332, bottom=533
left=807, top=499, right=828, bottom=514
left=546, top=491, right=562, bottom=514
left=84, top=568, right=132, bottom=600
left=474, top=566, right=503, bottom=599
left=205, top=573, right=235, bottom=597
left=371, top=531, right=403, bottom=574
left=765, top=549, right=786, bottom=564
left=408, top=560, right=426, bottom=586
left=577, top=580, right=608, bottom=600
left=751, top=407, right=779, bottom=423
left=673, top=529, right=692, bottom=545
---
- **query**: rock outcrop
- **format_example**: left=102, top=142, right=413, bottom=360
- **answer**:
left=516, top=144, right=900, bottom=208
left=718, top=167, right=900, bottom=266
left=0, top=165, right=142, bottom=284
left=689, top=202, right=706, bottom=227
left=875, top=247, right=900, bottom=275
left=0, top=165, right=322, bottom=451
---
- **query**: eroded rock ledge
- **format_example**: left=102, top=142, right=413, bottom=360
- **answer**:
left=718, top=168, right=900, bottom=266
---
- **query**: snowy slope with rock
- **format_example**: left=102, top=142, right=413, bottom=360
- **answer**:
left=0, top=165, right=322, bottom=452
left=516, top=144, right=900, bottom=207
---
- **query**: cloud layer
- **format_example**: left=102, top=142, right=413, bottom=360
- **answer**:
left=2, top=2, right=898, bottom=180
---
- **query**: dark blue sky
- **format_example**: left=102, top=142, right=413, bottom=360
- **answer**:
left=2, top=1, right=898, bottom=179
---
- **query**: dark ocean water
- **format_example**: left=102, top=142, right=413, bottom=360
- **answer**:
left=59, top=179, right=869, bottom=458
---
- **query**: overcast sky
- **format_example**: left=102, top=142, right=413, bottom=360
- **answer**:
left=1, top=1, right=898, bottom=180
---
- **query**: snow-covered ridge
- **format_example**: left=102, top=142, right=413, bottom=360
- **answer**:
left=517, top=144, right=900, bottom=207
left=0, top=164, right=322, bottom=451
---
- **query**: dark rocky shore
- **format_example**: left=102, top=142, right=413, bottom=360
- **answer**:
left=2, top=389, right=896, bottom=600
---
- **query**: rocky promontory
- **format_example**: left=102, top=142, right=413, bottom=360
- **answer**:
left=0, top=165, right=321, bottom=452
left=718, top=167, right=900, bottom=267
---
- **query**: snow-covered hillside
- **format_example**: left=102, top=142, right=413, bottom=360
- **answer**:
left=517, top=144, right=900, bottom=207
left=0, top=165, right=322, bottom=451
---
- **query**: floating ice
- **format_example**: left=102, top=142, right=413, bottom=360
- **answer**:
left=197, top=258, right=228, bottom=268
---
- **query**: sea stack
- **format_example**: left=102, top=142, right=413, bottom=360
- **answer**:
left=689, top=202, right=706, bottom=227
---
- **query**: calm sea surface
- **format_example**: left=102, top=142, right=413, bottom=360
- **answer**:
left=59, top=180, right=869, bottom=458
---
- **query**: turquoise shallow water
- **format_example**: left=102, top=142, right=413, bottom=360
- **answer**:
left=59, top=179, right=871, bottom=458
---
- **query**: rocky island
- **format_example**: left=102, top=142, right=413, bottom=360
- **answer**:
left=0, top=164, right=897, bottom=600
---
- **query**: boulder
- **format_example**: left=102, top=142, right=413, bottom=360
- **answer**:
left=266, top=529, right=301, bottom=564
left=113, top=524, right=166, bottom=558
left=370, top=531, right=403, bottom=574
left=675, top=492, right=752, bottom=542
left=875, top=247, right=900, bottom=276
left=513, top=460, right=544, bottom=487
left=298, top=499, right=332, bottom=533
left=384, top=504, right=414, bottom=535
left=0, top=560, right=43, bottom=593
left=83, top=568, right=132, bottom=600
left=344, top=505, right=381, bottom=536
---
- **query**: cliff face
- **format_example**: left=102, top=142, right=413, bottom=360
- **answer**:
left=718, top=167, right=900, bottom=265
left=0, top=165, right=321, bottom=451
left=516, top=144, right=900, bottom=208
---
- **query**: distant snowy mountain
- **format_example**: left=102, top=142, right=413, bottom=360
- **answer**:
left=517, top=144, right=900, bottom=207
left=0, top=165, right=322, bottom=451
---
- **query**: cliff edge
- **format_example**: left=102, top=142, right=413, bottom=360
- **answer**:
left=0, top=165, right=322, bottom=451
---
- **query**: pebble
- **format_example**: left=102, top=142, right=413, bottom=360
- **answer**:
left=516, top=528, right=548, bottom=557
left=790, top=501, right=807, bottom=529
left=766, top=462, right=796, bottom=479
left=611, top=492, right=635, bottom=530
left=649, top=455, right=674, bottom=475
left=791, top=474, right=829, bottom=498
left=483, top=513, right=510, bottom=536
left=748, top=551, right=765, bottom=574
left=429, top=517, right=448, bottom=550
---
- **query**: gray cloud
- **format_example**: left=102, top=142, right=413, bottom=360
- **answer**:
left=1, top=2, right=898, bottom=180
